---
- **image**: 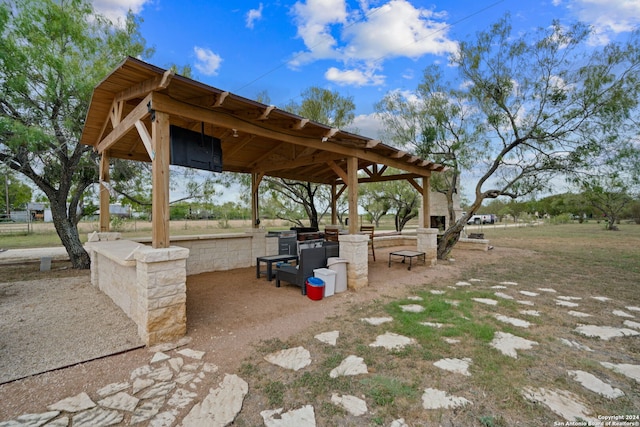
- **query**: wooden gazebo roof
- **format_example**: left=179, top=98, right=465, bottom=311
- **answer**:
left=80, top=57, right=444, bottom=184
left=80, top=57, right=445, bottom=247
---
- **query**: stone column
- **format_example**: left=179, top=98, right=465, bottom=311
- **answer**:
left=86, top=232, right=122, bottom=287
left=245, top=228, right=269, bottom=264
left=417, top=228, right=438, bottom=266
left=134, top=246, right=190, bottom=346
left=339, top=233, right=369, bottom=290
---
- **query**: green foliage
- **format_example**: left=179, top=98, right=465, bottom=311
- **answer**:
left=284, top=87, right=355, bottom=128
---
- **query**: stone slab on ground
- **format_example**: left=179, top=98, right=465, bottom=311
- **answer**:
left=433, top=358, right=472, bottom=376
left=329, top=355, right=368, bottom=378
left=260, top=405, right=316, bottom=427
left=330, top=394, right=367, bottom=416
left=490, top=332, right=538, bottom=358
left=522, top=387, right=597, bottom=424
left=181, top=374, right=248, bottom=427
left=264, top=347, right=312, bottom=371
left=361, top=317, right=393, bottom=326
left=575, top=325, right=639, bottom=340
left=369, top=332, right=416, bottom=350
left=600, top=362, right=640, bottom=383
left=421, top=388, right=472, bottom=410
left=567, top=370, right=624, bottom=398
left=314, top=331, right=339, bottom=346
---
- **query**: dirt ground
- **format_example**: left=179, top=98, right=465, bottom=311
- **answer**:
left=0, top=245, right=487, bottom=421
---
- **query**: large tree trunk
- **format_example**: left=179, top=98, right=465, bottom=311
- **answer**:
left=50, top=198, right=90, bottom=269
left=437, top=219, right=466, bottom=260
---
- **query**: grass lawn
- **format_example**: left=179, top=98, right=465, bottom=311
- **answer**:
left=233, top=222, right=640, bottom=426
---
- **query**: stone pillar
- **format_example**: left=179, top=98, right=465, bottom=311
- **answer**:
left=134, top=246, right=190, bottom=346
left=339, top=233, right=369, bottom=290
left=86, top=232, right=122, bottom=287
left=417, top=228, right=438, bottom=266
left=245, top=228, right=269, bottom=264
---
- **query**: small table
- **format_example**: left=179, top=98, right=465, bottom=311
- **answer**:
left=388, top=250, right=426, bottom=270
left=256, top=254, right=298, bottom=281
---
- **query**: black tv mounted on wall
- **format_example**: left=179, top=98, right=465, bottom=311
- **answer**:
left=170, top=124, right=222, bottom=172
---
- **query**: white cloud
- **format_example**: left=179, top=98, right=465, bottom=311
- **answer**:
left=193, top=47, right=223, bottom=76
left=246, top=3, right=264, bottom=29
left=325, top=66, right=385, bottom=86
left=349, top=113, right=387, bottom=140
left=289, top=0, right=457, bottom=87
left=565, top=0, right=640, bottom=44
left=92, top=0, right=149, bottom=26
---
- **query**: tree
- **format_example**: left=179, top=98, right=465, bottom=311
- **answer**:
left=382, top=15, right=640, bottom=259
left=359, top=176, right=419, bottom=231
left=259, top=87, right=356, bottom=228
left=0, top=168, right=32, bottom=215
left=0, top=0, right=152, bottom=268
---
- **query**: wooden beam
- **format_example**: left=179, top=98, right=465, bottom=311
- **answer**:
left=257, top=105, right=275, bottom=120
left=251, top=172, right=263, bottom=228
left=254, top=150, right=341, bottom=173
left=366, top=139, right=381, bottom=148
left=407, top=177, right=422, bottom=192
left=422, top=176, right=430, bottom=228
left=293, top=118, right=309, bottom=129
left=135, top=120, right=154, bottom=160
left=250, top=142, right=285, bottom=168
left=224, top=134, right=255, bottom=159
left=97, top=93, right=153, bottom=154
left=148, top=92, right=437, bottom=177
left=212, top=91, right=229, bottom=107
left=151, top=110, right=171, bottom=248
left=99, top=152, right=110, bottom=232
left=115, top=69, right=174, bottom=103
left=392, top=150, right=407, bottom=159
left=331, top=183, right=337, bottom=225
left=324, top=128, right=339, bottom=140
left=327, top=160, right=348, bottom=182
left=347, top=157, right=358, bottom=234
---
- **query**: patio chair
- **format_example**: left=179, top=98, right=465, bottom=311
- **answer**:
left=324, top=228, right=339, bottom=242
left=360, top=225, right=376, bottom=261
left=276, top=246, right=327, bottom=295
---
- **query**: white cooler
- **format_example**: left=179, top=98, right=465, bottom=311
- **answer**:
left=313, top=268, right=337, bottom=297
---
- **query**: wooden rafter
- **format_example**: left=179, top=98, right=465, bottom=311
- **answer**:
left=115, top=69, right=174, bottom=103
left=97, top=93, right=153, bottom=154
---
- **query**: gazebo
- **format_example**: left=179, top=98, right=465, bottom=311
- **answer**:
left=80, top=57, right=445, bottom=345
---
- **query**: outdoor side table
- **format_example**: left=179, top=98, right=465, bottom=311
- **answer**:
left=388, top=250, right=426, bottom=270
left=256, top=254, right=298, bottom=281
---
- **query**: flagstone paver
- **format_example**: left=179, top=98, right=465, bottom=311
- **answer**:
left=151, top=352, right=171, bottom=364
left=455, top=281, right=472, bottom=286
left=519, top=310, right=540, bottom=317
left=516, top=300, right=534, bottom=306
left=260, top=405, right=316, bottom=427
left=177, top=349, right=205, bottom=360
left=567, top=370, right=624, bottom=398
left=361, top=317, right=393, bottom=325
left=429, top=290, right=446, bottom=295
left=473, top=298, right=498, bottom=306
left=314, top=330, right=339, bottom=346
left=559, top=338, right=593, bottom=352
left=591, top=296, right=611, bottom=302
left=575, top=325, right=639, bottom=340
left=555, top=300, right=580, bottom=307
left=612, top=310, right=635, bottom=318
left=623, top=320, right=640, bottom=329
left=420, top=321, right=446, bottom=328
left=557, top=296, right=582, bottom=301
left=97, top=392, right=139, bottom=412
left=400, top=304, right=424, bottom=313
left=519, top=291, right=539, bottom=297
left=264, top=346, right=311, bottom=371
left=538, top=288, right=557, bottom=293
left=48, top=392, right=96, bottom=413
left=567, top=311, right=592, bottom=318
left=500, top=281, right=518, bottom=286
left=421, top=388, right=472, bottom=409
left=494, top=292, right=513, bottom=300
left=626, top=306, right=640, bottom=312
left=331, top=394, right=368, bottom=416
left=369, top=332, right=416, bottom=350
left=71, top=407, right=123, bottom=427
left=407, top=295, right=423, bottom=301
left=490, top=332, right=538, bottom=358
left=329, top=355, right=368, bottom=378
left=493, top=314, right=531, bottom=328
left=181, top=374, right=248, bottom=427
left=521, top=387, right=598, bottom=424
left=600, top=362, right=640, bottom=382
left=433, top=358, right=472, bottom=376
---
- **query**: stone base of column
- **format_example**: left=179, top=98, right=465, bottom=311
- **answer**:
left=417, top=228, right=438, bottom=266
left=338, top=234, right=369, bottom=290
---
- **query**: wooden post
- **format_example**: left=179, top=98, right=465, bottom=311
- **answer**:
left=422, top=175, right=430, bottom=228
left=331, top=182, right=337, bottom=225
left=347, top=157, right=358, bottom=234
left=251, top=173, right=263, bottom=228
left=151, top=110, right=170, bottom=248
left=99, top=152, right=110, bottom=232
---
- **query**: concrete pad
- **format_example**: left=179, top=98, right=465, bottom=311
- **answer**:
left=494, top=314, right=531, bottom=328
left=521, top=387, right=597, bottom=424
left=400, top=304, right=424, bottom=313
left=433, top=358, right=472, bottom=376
left=315, top=331, right=339, bottom=346
left=567, top=311, right=592, bottom=318
left=555, top=300, right=580, bottom=308
left=331, top=394, right=368, bottom=416
left=567, top=370, right=624, bottom=398
left=361, top=317, right=393, bottom=326
left=329, top=355, right=368, bottom=378
left=260, top=405, right=316, bottom=427
left=575, top=325, right=639, bottom=340
left=421, top=388, right=472, bottom=409
left=181, top=374, right=248, bottom=427
left=490, top=332, right=538, bottom=358
left=538, top=288, right=557, bottom=293
left=369, top=332, right=416, bottom=350
left=600, top=362, right=640, bottom=382
left=612, top=310, right=635, bottom=318
left=494, top=292, right=514, bottom=300
left=473, top=298, right=498, bottom=306
left=264, top=347, right=312, bottom=371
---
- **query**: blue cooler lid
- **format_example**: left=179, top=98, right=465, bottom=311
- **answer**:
left=307, top=277, right=324, bottom=286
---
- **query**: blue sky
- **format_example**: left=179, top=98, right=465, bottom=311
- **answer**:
left=92, top=0, right=640, bottom=141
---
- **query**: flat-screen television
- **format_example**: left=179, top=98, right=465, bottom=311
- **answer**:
left=170, top=125, right=222, bottom=172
